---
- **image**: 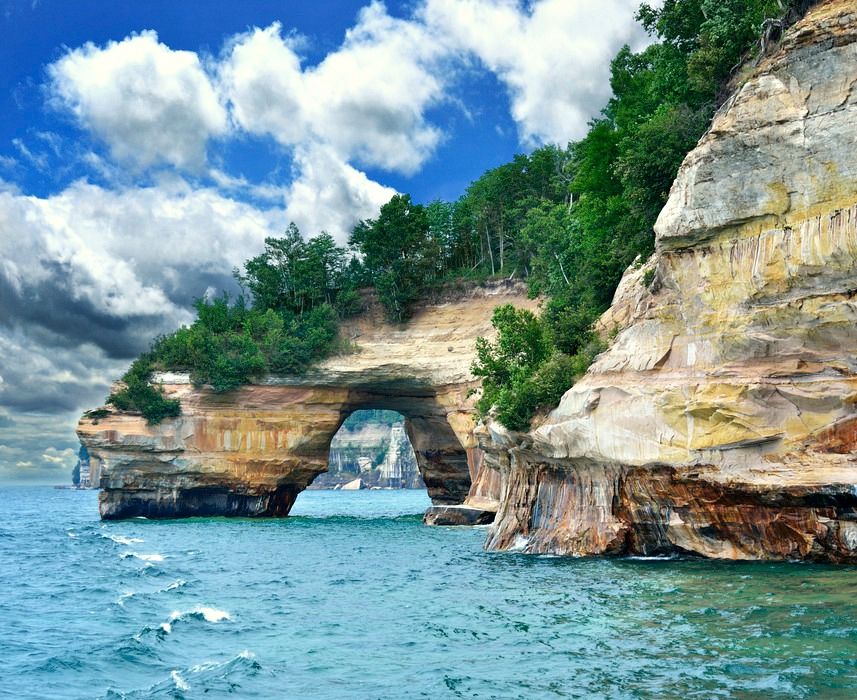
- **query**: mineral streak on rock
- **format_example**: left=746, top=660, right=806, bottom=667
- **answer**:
left=482, top=0, right=857, bottom=561
left=78, top=281, right=536, bottom=520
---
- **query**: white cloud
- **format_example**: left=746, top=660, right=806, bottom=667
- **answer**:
left=284, top=145, right=396, bottom=243
left=42, top=447, right=75, bottom=464
left=421, top=0, right=645, bottom=145
left=219, top=24, right=307, bottom=145
left=221, top=1, right=445, bottom=174
left=0, top=178, right=290, bottom=378
left=49, top=30, right=227, bottom=170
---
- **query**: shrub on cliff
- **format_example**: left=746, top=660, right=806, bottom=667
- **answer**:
left=472, top=305, right=603, bottom=432
left=107, top=356, right=181, bottom=424
left=148, top=293, right=341, bottom=392
left=109, top=227, right=354, bottom=421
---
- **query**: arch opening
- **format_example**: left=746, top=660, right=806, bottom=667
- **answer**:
left=309, top=410, right=425, bottom=491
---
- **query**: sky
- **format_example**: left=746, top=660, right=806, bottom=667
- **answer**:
left=0, top=0, right=647, bottom=483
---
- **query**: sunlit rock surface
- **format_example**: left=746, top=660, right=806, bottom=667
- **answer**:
left=78, top=282, right=536, bottom=519
left=484, top=0, right=857, bottom=562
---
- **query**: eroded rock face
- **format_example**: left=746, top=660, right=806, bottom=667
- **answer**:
left=483, top=0, right=857, bottom=561
left=78, top=282, right=536, bottom=519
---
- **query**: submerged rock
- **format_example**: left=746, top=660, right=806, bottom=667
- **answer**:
left=483, top=0, right=857, bottom=562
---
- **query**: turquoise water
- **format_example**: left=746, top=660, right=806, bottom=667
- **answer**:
left=2, top=487, right=857, bottom=699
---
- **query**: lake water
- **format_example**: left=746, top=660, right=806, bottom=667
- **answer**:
left=2, top=486, right=857, bottom=699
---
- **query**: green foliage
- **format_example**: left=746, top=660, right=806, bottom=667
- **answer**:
left=107, top=356, right=182, bottom=424
left=114, top=226, right=356, bottom=422
left=472, top=305, right=603, bottom=432
left=235, top=225, right=356, bottom=316
left=637, top=0, right=793, bottom=96
left=349, top=194, right=438, bottom=322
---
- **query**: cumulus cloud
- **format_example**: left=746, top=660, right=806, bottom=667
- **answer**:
left=284, top=145, right=396, bottom=243
left=421, top=0, right=646, bottom=145
left=221, top=1, right=445, bottom=174
left=49, top=30, right=228, bottom=170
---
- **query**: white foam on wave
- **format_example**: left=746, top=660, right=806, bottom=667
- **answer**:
left=188, top=650, right=256, bottom=675
left=159, top=622, right=172, bottom=635
left=105, top=534, right=144, bottom=545
left=67, top=531, right=78, bottom=539
left=169, top=605, right=231, bottom=624
left=162, top=579, right=187, bottom=592
left=116, top=591, right=136, bottom=607
left=170, top=670, right=190, bottom=691
left=509, top=535, right=530, bottom=552
left=121, top=551, right=165, bottom=563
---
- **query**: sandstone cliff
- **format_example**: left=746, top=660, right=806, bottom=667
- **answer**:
left=78, top=281, right=537, bottom=519
left=483, top=0, right=857, bottom=561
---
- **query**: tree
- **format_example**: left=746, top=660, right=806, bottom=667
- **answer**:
left=350, top=194, right=435, bottom=321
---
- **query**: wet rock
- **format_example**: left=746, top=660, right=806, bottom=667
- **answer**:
left=423, top=505, right=495, bottom=526
left=339, top=478, right=365, bottom=491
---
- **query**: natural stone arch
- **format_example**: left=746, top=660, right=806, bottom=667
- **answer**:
left=329, top=389, right=474, bottom=504
left=78, top=282, right=536, bottom=520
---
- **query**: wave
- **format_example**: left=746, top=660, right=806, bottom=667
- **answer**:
left=102, top=651, right=259, bottom=699
left=170, top=670, right=190, bottom=691
left=121, top=551, right=164, bottom=563
left=169, top=606, right=231, bottom=624
left=116, top=591, right=135, bottom=607
left=508, top=535, right=530, bottom=552
left=152, top=605, right=231, bottom=636
left=104, top=533, right=144, bottom=545
left=162, top=578, right=186, bottom=592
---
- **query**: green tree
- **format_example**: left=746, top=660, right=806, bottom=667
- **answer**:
left=350, top=194, right=435, bottom=321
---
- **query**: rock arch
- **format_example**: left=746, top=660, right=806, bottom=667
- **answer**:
left=78, top=282, right=533, bottom=520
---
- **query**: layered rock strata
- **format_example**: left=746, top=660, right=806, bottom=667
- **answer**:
left=78, top=282, right=535, bottom=519
left=483, top=0, right=857, bottom=561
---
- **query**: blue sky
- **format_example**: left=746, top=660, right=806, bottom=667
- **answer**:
left=0, top=0, right=645, bottom=482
